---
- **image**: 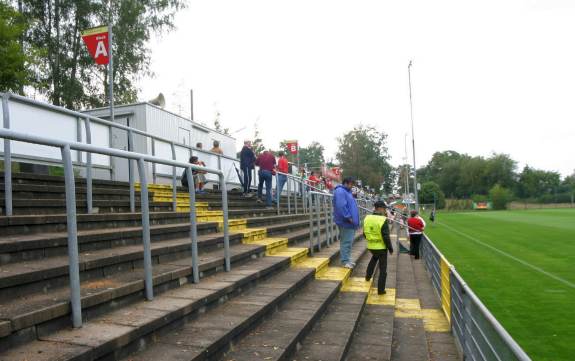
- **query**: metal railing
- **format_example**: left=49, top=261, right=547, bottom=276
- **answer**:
left=1, top=92, right=248, bottom=216
left=420, top=234, right=531, bottom=361
left=0, top=128, right=232, bottom=329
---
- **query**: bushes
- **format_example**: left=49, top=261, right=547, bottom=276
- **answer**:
left=445, top=199, right=473, bottom=211
left=489, top=184, right=512, bottom=210
left=419, top=181, right=446, bottom=209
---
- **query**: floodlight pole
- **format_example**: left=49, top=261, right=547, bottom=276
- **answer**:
left=408, top=60, right=419, bottom=212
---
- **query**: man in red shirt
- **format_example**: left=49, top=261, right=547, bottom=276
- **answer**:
left=407, top=210, right=426, bottom=259
left=307, top=171, right=320, bottom=190
left=276, top=152, right=289, bottom=204
left=255, top=150, right=276, bottom=207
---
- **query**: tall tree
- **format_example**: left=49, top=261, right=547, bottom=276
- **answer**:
left=336, top=125, right=393, bottom=193
left=11, top=0, right=186, bottom=109
left=0, top=2, right=38, bottom=93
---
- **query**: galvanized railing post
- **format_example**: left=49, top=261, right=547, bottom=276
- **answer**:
left=61, top=145, right=82, bottom=328
left=151, top=139, right=157, bottom=184
left=287, top=176, right=291, bottom=214
left=128, top=130, right=136, bottom=213
left=217, top=155, right=222, bottom=171
left=170, top=142, right=177, bottom=212
left=2, top=94, right=13, bottom=216
left=323, top=195, right=329, bottom=246
left=137, top=158, right=154, bottom=301
left=294, top=178, right=298, bottom=215
left=308, top=189, right=314, bottom=255
left=275, top=172, right=280, bottom=215
left=315, top=194, right=321, bottom=251
left=84, top=117, right=93, bottom=214
left=186, top=166, right=199, bottom=283
left=220, top=173, right=231, bottom=272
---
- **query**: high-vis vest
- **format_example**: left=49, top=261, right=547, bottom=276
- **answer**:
left=363, top=214, right=387, bottom=250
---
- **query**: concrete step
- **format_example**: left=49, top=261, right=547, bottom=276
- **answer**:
left=0, top=232, right=340, bottom=361
left=0, top=208, right=306, bottom=236
left=217, top=243, right=366, bottom=361
left=0, top=222, right=336, bottom=343
left=0, top=214, right=314, bottom=265
left=291, top=252, right=375, bottom=361
left=344, top=240, right=399, bottom=361
left=0, top=218, right=321, bottom=294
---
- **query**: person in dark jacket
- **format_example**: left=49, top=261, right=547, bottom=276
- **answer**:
left=333, top=177, right=360, bottom=268
left=239, top=140, right=256, bottom=196
left=364, top=201, right=394, bottom=295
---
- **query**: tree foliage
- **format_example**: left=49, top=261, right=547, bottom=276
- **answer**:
left=0, top=2, right=38, bottom=93
left=489, top=184, right=512, bottom=210
left=9, top=0, right=185, bottom=109
left=336, top=125, right=393, bottom=193
left=419, top=181, right=446, bottom=209
left=251, top=121, right=265, bottom=155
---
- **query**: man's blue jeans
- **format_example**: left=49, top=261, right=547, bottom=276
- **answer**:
left=276, top=174, right=287, bottom=204
left=258, top=170, right=273, bottom=206
left=338, top=226, right=355, bottom=265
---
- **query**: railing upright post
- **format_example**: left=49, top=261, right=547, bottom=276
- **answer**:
left=170, top=142, right=177, bottom=212
left=308, top=189, right=314, bottom=255
left=287, top=177, right=291, bottom=215
left=61, top=145, right=82, bottom=328
left=128, top=130, right=135, bottom=213
left=275, top=172, right=280, bottom=215
left=315, top=194, right=321, bottom=251
left=84, top=117, right=93, bottom=214
left=2, top=94, right=13, bottom=216
left=137, top=158, right=154, bottom=301
left=186, top=166, right=199, bottom=283
left=294, top=178, right=298, bottom=215
left=220, top=174, right=231, bottom=272
left=151, top=139, right=157, bottom=184
left=217, top=155, right=222, bottom=171
left=323, top=195, right=329, bottom=246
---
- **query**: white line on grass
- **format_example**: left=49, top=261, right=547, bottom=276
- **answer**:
left=437, top=221, right=575, bottom=289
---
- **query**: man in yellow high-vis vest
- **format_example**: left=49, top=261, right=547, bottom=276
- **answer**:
left=363, top=201, right=394, bottom=295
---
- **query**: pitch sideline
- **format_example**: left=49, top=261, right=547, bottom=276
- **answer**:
left=436, top=221, right=575, bottom=289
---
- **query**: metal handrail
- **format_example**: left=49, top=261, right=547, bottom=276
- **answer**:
left=1, top=92, right=244, bottom=216
left=421, top=233, right=532, bottom=361
left=0, top=128, right=232, bottom=329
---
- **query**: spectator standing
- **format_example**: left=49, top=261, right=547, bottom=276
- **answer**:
left=239, top=140, right=256, bottom=196
left=407, top=210, right=426, bottom=259
left=276, top=152, right=289, bottom=204
left=307, top=171, right=320, bottom=190
left=210, top=140, right=224, bottom=155
left=196, top=142, right=203, bottom=150
left=255, top=149, right=276, bottom=207
left=333, top=177, right=360, bottom=268
left=364, top=201, right=394, bottom=295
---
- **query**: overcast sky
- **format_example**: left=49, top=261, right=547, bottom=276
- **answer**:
left=139, top=0, right=575, bottom=177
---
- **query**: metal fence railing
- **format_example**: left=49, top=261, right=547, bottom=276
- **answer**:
left=420, top=234, right=532, bottom=361
left=1, top=92, right=286, bottom=216
left=0, top=128, right=232, bottom=329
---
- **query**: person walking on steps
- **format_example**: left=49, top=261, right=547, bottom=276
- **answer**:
left=255, top=149, right=276, bottom=208
left=364, top=201, right=394, bottom=295
left=275, top=151, right=289, bottom=204
left=240, top=140, right=256, bottom=196
left=333, top=177, right=360, bottom=269
left=407, top=210, right=426, bottom=259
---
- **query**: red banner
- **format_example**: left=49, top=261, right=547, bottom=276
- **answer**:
left=81, top=26, right=109, bottom=65
left=285, top=140, right=298, bottom=155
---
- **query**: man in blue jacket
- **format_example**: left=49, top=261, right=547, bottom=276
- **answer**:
left=333, top=177, right=360, bottom=268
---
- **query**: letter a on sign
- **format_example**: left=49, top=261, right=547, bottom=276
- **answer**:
left=81, top=26, right=109, bottom=65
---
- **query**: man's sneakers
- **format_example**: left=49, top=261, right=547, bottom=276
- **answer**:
left=256, top=198, right=263, bottom=204
left=343, top=261, right=356, bottom=269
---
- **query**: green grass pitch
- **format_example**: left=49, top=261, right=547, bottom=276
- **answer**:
left=424, top=209, right=575, bottom=361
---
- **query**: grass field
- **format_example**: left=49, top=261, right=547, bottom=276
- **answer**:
left=424, top=209, right=575, bottom=361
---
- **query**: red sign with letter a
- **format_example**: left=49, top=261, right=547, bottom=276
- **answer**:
left=81, top=26, right=109, bottom=65
left=285, top=140, right=298, bottom=155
